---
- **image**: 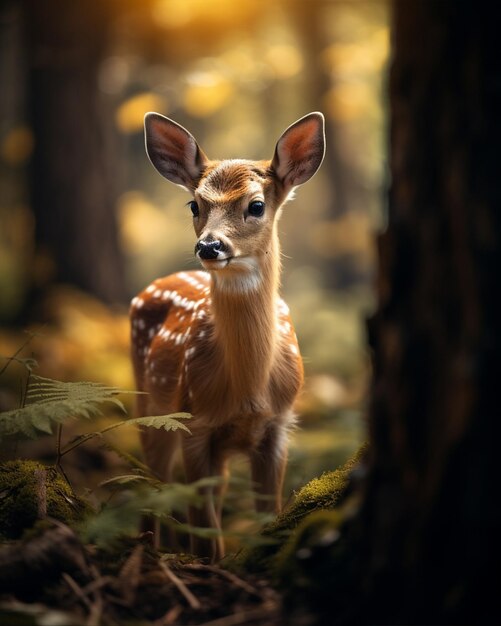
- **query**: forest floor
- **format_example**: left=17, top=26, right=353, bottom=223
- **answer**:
left=0, top=286, right=366, bottom=625
left=0, top=525, right=282, bottom=626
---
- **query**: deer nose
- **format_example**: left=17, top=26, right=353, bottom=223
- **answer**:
left=195, top=239, right=222, bottom=260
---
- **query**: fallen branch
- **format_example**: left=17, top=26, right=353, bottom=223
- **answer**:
left=159, top=560, right=201, bottom=611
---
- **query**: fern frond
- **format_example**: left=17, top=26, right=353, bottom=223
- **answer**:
left=0, top=375, right=140, bottom=440
left=126, top=413, right=192, bottom=433
left=99, top=440, right=153, bottom=476
left=59, top=413, right=192, bottom=456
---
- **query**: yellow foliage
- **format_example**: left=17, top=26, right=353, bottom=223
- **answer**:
left=1, top=126, right=34, bottom=165
left=117, top=191, right=170, bottom=255
left=321, top=27, right=389, bottom=76
left=117, top=191, right=194, bottom=278
left=265, top=45, right=303, bottom=79
left=323, top=81, right=374, bottom=122
left=183, top=71, right=234, bottom=117
left=309, top=213, right=374, bottom=261
left=116, top=93, right=167, bottom=133
left=152, top=0, right=194, bottom=28
left=151, top=0, right=259, bottom=30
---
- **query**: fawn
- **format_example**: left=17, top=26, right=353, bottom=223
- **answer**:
left=130, top=112, right=325, bottom=560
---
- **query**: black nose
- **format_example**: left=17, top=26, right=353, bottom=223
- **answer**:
left=195, top=239, right=222, bottom=260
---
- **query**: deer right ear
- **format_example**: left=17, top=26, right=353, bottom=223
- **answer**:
left=271, top=112, right=325, bottom=193
left=144, top=113, right=209, bottom=191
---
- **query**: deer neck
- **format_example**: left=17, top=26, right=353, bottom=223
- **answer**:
left=210, top=231, right=280, bottom=402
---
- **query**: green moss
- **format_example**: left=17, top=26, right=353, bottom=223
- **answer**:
left=237, top=444, right=367, bottom=574
left=0, top=460, right=91, bottom=540
left=274, top=509, right=344, bottom=586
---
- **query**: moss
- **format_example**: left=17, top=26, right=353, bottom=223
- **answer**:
left=274, top=509, right=344, bottom=586
left=274, top=507, right=361, bottom=624
left=237, top=444, right=367, bottom=574
left=0, top=460, right=91, bottom=540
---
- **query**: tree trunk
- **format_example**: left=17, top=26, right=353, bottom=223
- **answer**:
left=24, top=0, right=126, bottom=307
left=363, top=1, right=501, bottom=621
left=283, top=1, right=501, bottom=624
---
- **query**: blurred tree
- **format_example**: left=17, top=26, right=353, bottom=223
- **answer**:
left=23, top=0, right=126, bottom=307
left=287, top=0, right=349, bottom=217
left=283, top=1, right=501, bottom=623
left=286, top=0, right=377, bottom=289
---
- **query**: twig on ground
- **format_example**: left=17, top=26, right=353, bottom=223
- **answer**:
left=159, top=560, right=201, bottom=611
left=154, top=603, right=184, bottom=626
left=62, top=573, right=93, bottom=611
left=184, top=563, right=260, bottom=596
left=197, top=604, right=279, bottom=626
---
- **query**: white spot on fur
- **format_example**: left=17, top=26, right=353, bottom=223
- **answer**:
left=146, top=285, right=155, bottom=294
left=277, top=298, right=290, bottom=315
left=278, top=321, right=291, bottom=335
left=137, top=319, right=146, bottom=330
left=289, top=344, right=299, bottom=355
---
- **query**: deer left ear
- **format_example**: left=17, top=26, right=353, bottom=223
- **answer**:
left=144, top=112, right=209, bottom=191
left=271, top=112, right=325, bottom=192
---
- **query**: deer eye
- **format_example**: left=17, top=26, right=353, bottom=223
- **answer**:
left=188, top=201, right=199, bottom=217
left=248, top=200, right=265, bottom=217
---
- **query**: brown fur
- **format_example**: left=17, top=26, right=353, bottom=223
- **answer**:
left=134, top=112, right=324, bottom=560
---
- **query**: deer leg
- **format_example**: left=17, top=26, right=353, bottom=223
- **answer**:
left=250, top=421, right=289, bottom=514
left=182, top=432, right=225, bottom=562
left=215, top=460, right=229, bottom=521
left=140, top=427, right=180, bottom=548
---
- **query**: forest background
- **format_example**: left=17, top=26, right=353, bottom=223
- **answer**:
left=0, top=0, right=387, bottom=531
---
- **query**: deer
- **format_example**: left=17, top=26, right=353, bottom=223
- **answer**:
left=130, top=111, right=325, bottom=561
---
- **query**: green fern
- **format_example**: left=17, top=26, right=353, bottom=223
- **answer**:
left=126, top=414, right=191, bottom=433
left=0, top=374, right=191, bottom=441
left=0, top=375, right=135, bottom=440
left=81, top=476, right=277, bottom=548
left=59, top=413, right=191, bottom=456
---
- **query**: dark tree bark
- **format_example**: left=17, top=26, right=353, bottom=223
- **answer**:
left=283, top=1, right=501, bottom=624
left=362, top=2, right=501, bottom=621
left=24, top=0, right=126, bottom=307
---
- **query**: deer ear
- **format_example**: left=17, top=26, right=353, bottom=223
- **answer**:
left=271, top=112, right=325, bottom=192
left=144, top=113, right=209, bottom=191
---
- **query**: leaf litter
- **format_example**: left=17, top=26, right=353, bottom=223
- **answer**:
left=0, top=520, right=282, bottom=625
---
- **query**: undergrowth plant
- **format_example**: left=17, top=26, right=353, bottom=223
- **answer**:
left=0, top=341, right=274, bottom=551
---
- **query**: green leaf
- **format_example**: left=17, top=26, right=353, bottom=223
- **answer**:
left=126, top=413, right=192, bottom=433
left=99, top=439, right=153, bottom=475
left=30, top=413, right=54, bottom=434
left=99, top=474, right=153, bottom=487
left=0, top=374, right=144, bottom=441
